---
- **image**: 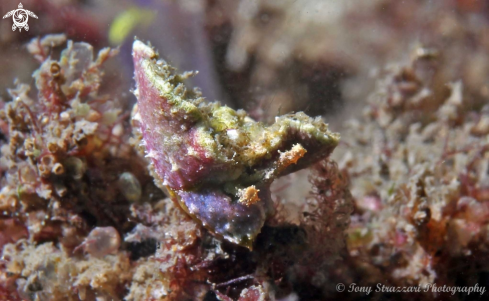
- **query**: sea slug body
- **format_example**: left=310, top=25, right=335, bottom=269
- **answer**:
left=131, top=40, right=340, bottom=248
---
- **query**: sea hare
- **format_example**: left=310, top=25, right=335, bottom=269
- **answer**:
left=131, top=40, right=340, bottom=248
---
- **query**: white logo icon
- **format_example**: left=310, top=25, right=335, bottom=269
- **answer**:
left=2, top=3, right=38, bottom=32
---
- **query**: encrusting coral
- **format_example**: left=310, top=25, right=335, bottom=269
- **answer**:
left=131, top=39, right=340, bottom=248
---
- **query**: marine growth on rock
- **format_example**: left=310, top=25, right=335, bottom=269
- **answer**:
left=131, top=40, right=340, bottom=248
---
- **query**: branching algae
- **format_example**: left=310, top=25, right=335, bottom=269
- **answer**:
left=132, top=40, right=340, bottom=248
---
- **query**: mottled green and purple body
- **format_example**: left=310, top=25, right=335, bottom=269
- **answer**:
left=132, top=40, right=340, bottom=248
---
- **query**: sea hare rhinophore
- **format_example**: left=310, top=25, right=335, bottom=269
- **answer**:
left=131, top=40, right=340, bottom=249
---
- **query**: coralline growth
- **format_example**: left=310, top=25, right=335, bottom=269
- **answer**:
left=0, top=35, right=149, bottom=300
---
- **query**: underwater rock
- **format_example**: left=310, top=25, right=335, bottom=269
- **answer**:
left=131, top=40, right=340, bottom=248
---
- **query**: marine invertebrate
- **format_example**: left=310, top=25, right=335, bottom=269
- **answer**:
left=0, top=33, right=350, bottom=301
left=131, top=40, right=340, bottom=248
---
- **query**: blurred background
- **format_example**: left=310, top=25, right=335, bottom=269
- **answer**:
left=1, top=0, right=489, bottom=126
